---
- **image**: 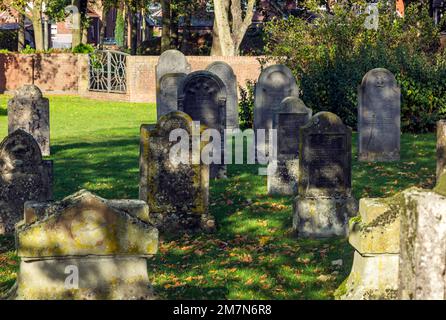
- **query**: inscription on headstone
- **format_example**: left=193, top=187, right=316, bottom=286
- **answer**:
left=358, top=68, right=401, bottom=162
left=293, top=112, right=357, bottom=237
left=8, top=84, right=50, bottom=156
left=206, top=61, right=239, bottom=129
left=157, top=73, right=187, bottom=120
left=0, top=129, right=52, bottom=235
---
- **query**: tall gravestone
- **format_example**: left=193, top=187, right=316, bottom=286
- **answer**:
left=358, top=68, right=401, bottom=162
left=267, top=97, right=312, bottom=195
left=254, top=65, right=299, bottom=154
left=0, top=130, right=52, bottom=235
left=178, top=71, right=227, bottom=179
left=293, top=112, right=357, bottom=237
left=140, top=111, right=214, bottom=234
left=8, top=84, right=50, bottom=156
left=156, top=50, right=191, bottom=119
left=206, top=61, right=239, bottom=129
left=14, top=190, right=159, bottom=300
left=157, top=73, right=187, bottom=120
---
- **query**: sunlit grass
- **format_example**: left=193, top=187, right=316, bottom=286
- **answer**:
left=0, top=94, right=436, bottom=299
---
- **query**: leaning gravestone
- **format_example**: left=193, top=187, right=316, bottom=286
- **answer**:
left=14, top=190, right=158, bottom=300
left=178, top=71, right=227, bottom=179
left=293, top=112, right=357, bottom=237
left=206, top=61, right=239, bottom=129
left=140, top=111, right=214, bottom=234
left=267, top=97, right=312, bottom=195
left=0, top=130, right=52, bottom=235
left=254, top=65, right=299, bottom=154
left=8, top=84, right=50, bottom=156
left=358, top=68, right=401, bottom=162
left=399, top=186, right=446, bottom=300
left=157, top=73, right=187, bottom=120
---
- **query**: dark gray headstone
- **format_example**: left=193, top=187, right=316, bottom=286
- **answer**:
left=0, top=129, right=52, bottom=235
left=206, top=61, right=239, bottom=129
left=178, top=71, right=227, bottom=179
left=267, top=97, right=312, bottom=195
left=358, top=68, right=401, bottom=162
left=156, top=50, right=191, bottom=84
left=293, top=112, right=357, bottom=238
left=254, top=65, right=299, bottom=136
left=157, top=73, right=187, bottom=120
left=8, top=84, right=50, bottom=156
left=139, top=111, right=214, bottom=234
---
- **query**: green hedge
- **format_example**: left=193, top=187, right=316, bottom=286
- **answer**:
left=0, top=30, right=18, bottom=51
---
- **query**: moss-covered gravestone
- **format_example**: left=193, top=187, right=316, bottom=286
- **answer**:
left=14, top=190, right=158, bottom=300
left=358, top=68, right=400, bottom=162
left=338, top=191, right=407, bottom=300
left=8, top=85, right=50, bottom=156
left=293, top=112, right=357, bottom=237
left=139, top=111, right=214, bottom=234
left=267, top=97, right=312, bottom=195
left=0, top=130, right=52, bottom=235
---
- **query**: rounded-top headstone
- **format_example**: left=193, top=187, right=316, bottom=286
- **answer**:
left=15, top=84, right=43, bottom=101
left=156, top=50, right=191, bottom=83
left=279, top=96, right=311, bottom=114
left=0, top=129, right=43, bottom=171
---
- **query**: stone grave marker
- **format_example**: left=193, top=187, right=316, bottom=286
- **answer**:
left=14, top=190, right=158, bottom=300
left=8, top=84, right=50, bottom=156
left=358, top=68, right=401, bottom=162
left=206, top=61, right=239, bottom=129
left=178, top=71, right=227, bottom=179
left=157, top=73, right=187, bottom=120
left=0, top=130, right=52, bottom=235
left=156, top=49, right=191, bottom=85
left=267, top=97, right=312, bottom=195
left=293, top=112, right=357, bottom=237
left=140, top=111, right=214, bottom=234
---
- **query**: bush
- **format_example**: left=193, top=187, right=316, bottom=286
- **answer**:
left=264, top=1, right=446, bottom=133
left=239, top=80, right=256, bottom=130
left=72, top=43, right=95, bottom=54
left=0, top=30, right=17, bottom=51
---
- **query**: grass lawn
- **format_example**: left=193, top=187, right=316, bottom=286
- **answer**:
left=0, top=95, right=437, bottom=299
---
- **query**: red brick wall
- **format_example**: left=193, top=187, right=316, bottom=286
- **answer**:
left=1, top=53, right=264, bottom=103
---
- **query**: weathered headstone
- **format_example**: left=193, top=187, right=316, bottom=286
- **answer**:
left=8, top=84, right=50, bottom=156
left=293, top=112, right=357, bottom=237
left=206, top=61, right=239, bottom=129
left=14, top=190, right=158, bottom=300
left=436, top=120, right=446, bottom=182
left=156, top=49, right=191, bottom=84
left=0, top=130, right=52, bottom=235
left=178, top=71, right=227, bottom=179
left=358, top=68, right=401, bottom=162
left=254, top=65, right=299, bottom=153
left=140, top=111, right=214, bottom=234
left=267, top=97, right=312, bottom=195
left=338, top=191, right=407, bottom=300
left=157, top=73, right=187, bottom=120
left=399, top=187, right=446, bottom=300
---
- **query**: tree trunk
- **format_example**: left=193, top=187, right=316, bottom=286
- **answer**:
left=18, top=13, right=26, bottom=51
left=31, top=4, right=43, bottom=51
left=170, top=6, right=179, bottom=49
left=130, top=11, right=138, bottom=55
left=72, top=0, right=82, bottom=47
left=211, top=19, right=223, bottom=56
left=161, top=0, right=172, bottom=52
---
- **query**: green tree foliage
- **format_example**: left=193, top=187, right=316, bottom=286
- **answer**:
left=264, top=1, right=446, bottom=133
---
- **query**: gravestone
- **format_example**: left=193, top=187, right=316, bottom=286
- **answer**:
left=293, top=112, right=357, bottom=237
left=339, top=190, right=407, bottom=300
left=8, top=84, right=50, bottom=156
left=399, top=187, right=446, bottom=300
left=206, top=61, right=239, bottom=129
left=157, top=73, right=187, bottom=120
left=267, top=97, right=312, bottom=195
left=178, top=71, right=227, bottom=179
left=358, top=68, right=401, bottom=162
left=254, top=65, right=299, bottom=154
left=140, top=111, right=214, bottom=234
left=0, top=130, right=52, bottom=235
left=436, top=120, right=446, bottom=182
left=156, top=49, right=191, bottom=84
left=14, top=190, right=158, bottom=300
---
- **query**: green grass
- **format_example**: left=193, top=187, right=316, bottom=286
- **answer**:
left=0, top=95, right=436, bottom=299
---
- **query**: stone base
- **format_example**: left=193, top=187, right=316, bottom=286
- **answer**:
left=338, top=251, right=399, bottom=300
left=358, top=151, right=400, bottom=162
left=267, top=160, right=299, bottom=196
left=293, top=196, right=358, bottom=238
left=150, top=212, right=216, bottom=235
left=15, top=256, right=156, bottom=300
